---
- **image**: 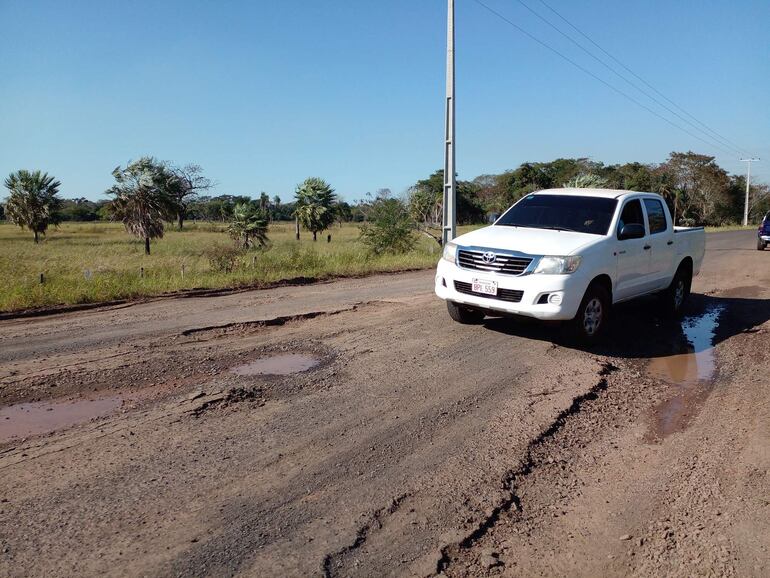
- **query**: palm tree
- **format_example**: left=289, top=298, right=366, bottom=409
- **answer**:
left=106, top=157, right=176, bottom=255
left=563, top=173, right=609, bottom=189
left=3, top=170, right=62, bottom=243
left=228, top=202, right=269, bottom=248
left=294, top=177, right=337, bottom=241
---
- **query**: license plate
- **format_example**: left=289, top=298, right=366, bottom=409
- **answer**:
left=472, top=278, right=497, bottom=296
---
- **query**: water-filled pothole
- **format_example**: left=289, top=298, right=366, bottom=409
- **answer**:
left=646, top=305, right=724, bottom=439
left=647, top=305, right=724, bottom=387
left=230, top=354, right=320, bottom=376
left=0, top=397, right=123, bottom=443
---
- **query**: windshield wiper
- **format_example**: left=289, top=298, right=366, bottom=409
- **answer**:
left=537, top=225, right=580, bottom=232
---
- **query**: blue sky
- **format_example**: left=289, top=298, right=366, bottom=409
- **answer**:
left=1, top=0, right=768, bottom=202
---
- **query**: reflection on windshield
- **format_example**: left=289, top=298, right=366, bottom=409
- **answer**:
left=496, top=194, right=617, bottom=236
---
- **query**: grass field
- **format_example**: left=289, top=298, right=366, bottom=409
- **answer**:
left=0, top=221, right=463, bottom=312
left=0, top=221, right=755, bottom=313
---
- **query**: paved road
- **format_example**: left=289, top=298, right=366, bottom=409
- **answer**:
left=0, top=230, right=767, bottom=577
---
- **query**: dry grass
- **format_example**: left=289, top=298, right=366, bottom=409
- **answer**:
left=0, top=221, right=459, bottom=312
left=2, top=220, right=740, bottom=312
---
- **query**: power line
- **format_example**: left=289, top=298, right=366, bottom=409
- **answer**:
left=511, top=0, right=747, bottom=156
left=470, top=0, right=738, bottom=157
left=535, top=0, right=753, bottom=157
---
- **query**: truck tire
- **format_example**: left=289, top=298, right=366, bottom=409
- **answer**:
left=446, top=301, right=485, bottom=324
left=662, top=263, right=692, bottom=316
left=570, top=283, right=611, bottom=344
left=757, top=239, right=766, bottom=251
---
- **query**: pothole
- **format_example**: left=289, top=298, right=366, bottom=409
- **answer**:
left=646, top=305, right=724, bottom=439
left=0, top=397, right=123, bottom=443
left=230, top=354, right=321, bottom=376
left=647, top=305, right=724, bottom=387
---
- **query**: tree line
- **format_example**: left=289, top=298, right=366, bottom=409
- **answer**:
left=3, top=151, right=768, bottom=253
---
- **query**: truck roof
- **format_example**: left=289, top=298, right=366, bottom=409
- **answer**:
left=535, top=188, right=657, bottom=199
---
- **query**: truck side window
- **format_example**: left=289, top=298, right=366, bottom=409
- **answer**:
left=643, top=199, right=668, bottom=234
left=617, top=199, right=644, bottom=238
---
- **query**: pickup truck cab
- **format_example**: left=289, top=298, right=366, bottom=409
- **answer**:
left=435, top=188, right=706, bottom=342
left=757, top=211, right=770, bottom=250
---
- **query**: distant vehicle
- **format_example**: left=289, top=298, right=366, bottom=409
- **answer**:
left=757, top=212, right=770, bottom=251
left=435, top=188, right=706, bottom=343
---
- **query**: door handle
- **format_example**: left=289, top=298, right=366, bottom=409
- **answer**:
left=667, top=240, right=673, bottom=246
left=643, top=245, right=651, bottom=250
left=618, top=250, right=627, bottom=255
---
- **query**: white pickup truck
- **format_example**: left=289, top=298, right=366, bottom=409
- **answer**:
left=435, top=188, right=705, bottom=342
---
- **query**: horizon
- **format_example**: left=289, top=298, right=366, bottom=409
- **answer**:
left=1, top=0, right=767, bottom=203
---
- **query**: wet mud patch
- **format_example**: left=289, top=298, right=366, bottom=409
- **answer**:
left=0, top=386, right=161, bottom=444
left=0, top=397, right=122, bottom=443
left=716, top=285, right=764, bottom=299
left=186, top=344, right=339, bottom=419
left=645, top=305, right=724, bottom=441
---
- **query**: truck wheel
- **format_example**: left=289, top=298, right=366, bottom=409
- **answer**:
left=757, top=239, right=766, bottom=251
left=570, top=284, right=610, bottom=344
left=446, top=301, right=485, bottom=324
left=662, top=263, right=692, bottom=316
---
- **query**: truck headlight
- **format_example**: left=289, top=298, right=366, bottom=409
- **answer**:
left=442, top=242, right=458, bottom=263
left=534, top=255, right=582, bottom=275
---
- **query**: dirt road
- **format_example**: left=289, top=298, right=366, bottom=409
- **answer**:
left=0, top=230, right=768, bottom=577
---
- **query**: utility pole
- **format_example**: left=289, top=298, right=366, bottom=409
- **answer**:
left=740, top=158, right=760, bottom=226
left=442, top=0, right=456, bottom=246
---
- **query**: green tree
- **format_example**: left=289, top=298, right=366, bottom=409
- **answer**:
left=106, top=157, right=176, bottom=255
left=3, top=169, right=62, bottom=243
left=335, top=201, right=353, bottom=227
left=169, top=163, right=213, bottom=230
left=360, top=196, right=416, bottom=255
left=228, top=202, right=269, bottom=248
left=294, top=177, right=337, bottom=241
left=661, top=151, right=730, bottom=225
left=59, top=198, right=100, bottom=221
left=407, top=170, right=486, bottom=245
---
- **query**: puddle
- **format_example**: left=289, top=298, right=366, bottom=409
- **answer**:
left=647, top=306, right=724, bottom=387
left=230, top=354, right=320, bottom=376
left=646, top=306, right=725, bottom=439
left=0, top=397, right=123, bottom=443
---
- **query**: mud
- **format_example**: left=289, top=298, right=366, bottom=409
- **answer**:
left=645, top=305, right=725, bottom=439
left=0, top=396, right=122, bottom=443
left=231, top=354, right=320, bottom=376
left=0, top=230, right=768, bottom=578
left=647, top=305, right=723, bottom=387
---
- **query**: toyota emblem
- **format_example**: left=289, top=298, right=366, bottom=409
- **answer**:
left=482, top=251, right=496, bottom=264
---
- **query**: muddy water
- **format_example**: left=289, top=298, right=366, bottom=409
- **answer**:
left=0, top=397, right=123, bottom=443
left=647, top=306, right=725, bottom=439
left=231, top=354, right=320, bottom=376
left=647, top=306, right=724, bottom=387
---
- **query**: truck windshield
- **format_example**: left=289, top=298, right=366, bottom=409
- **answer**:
left=496, top=194, right=618, bottom=235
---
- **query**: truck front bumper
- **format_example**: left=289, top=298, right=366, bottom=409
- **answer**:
left=759, top=235, right=770, bottom=242
left=434, top=258, right=588, bottom=321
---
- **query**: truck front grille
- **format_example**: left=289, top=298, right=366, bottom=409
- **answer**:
left=454, top=281, right=523, bottom=303
left=457, top=249, right=532, bottom=275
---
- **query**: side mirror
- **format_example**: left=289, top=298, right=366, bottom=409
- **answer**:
left=618, top=223, right=645, bottom=240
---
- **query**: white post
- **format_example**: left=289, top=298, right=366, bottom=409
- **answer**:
left=741, top=158, right=760, bottom=226
left=442, top=0, right=456, bottom=246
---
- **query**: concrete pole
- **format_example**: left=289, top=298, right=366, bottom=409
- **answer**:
left=442, top=0, right=456, bottom=246
left=741, top=158, right=760, bottom=226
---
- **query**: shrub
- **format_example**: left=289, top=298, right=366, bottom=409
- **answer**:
left=204, top=243, right=243, bottom=273
left=359, top=197, right=416, bottom=255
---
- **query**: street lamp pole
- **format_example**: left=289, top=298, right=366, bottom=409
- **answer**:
left=442, top=0, right=456, bottom=246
